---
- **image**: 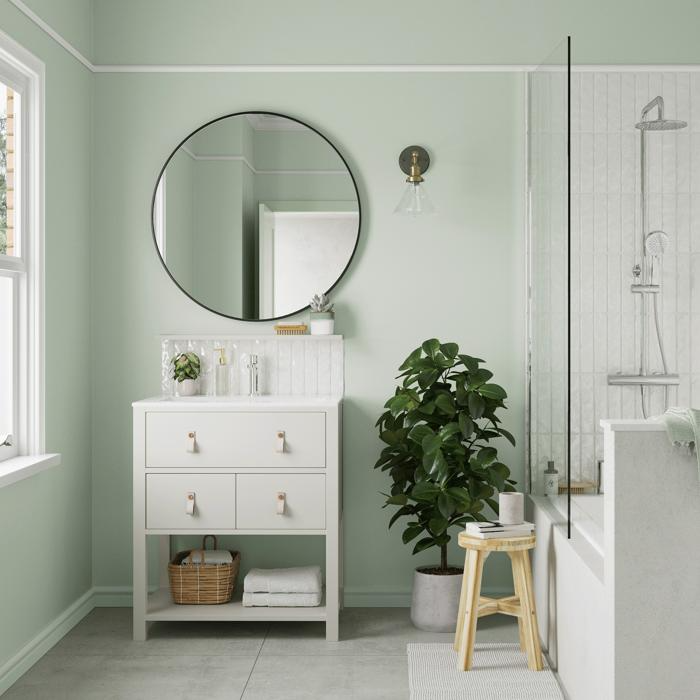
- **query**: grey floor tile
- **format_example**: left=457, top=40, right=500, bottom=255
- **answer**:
left=242, top=654, right=408, bottom=700
left=5, top=653, right=256, bottom=700
left=48, top=607, right=268, bottom=657
left=261, top=607, right=517, bottom=657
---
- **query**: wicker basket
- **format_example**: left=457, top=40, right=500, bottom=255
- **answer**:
left=168, top=535, right=240, bottom=605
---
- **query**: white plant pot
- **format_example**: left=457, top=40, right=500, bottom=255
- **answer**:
left=310, top=315, right=335, bottom=336
left=176, top=378, right=197, bottom=396
left=410, top=566, right=463, bottom=632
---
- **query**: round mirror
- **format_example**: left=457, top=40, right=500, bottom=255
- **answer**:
left=152, top=112, right=361, bottom=320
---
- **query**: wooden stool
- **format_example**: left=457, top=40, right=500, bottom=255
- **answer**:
left=454, top=531, right=543, bottom=671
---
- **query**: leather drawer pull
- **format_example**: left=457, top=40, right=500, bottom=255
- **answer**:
left=275, top=431, right=285, bottom=453
left=186, top=431, right=196, bottom=453
left=186, top=492, right=195, bottom=515
left=276, top=491, right=286, bottom=515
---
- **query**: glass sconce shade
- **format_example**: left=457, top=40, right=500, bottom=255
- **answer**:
left=394, top=181, right=435, bottom=215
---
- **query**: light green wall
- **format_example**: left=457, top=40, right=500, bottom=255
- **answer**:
left=0, top=0, right=92, bottom=672
left=20, top=0, right=93, bottom=60
left=162, top=148, right=194, bottom=290
left=192, top=159, right=244, bottom=313
left=90, top=71, right=525, bottom=597
left=91, top=0, right=700, bottom=66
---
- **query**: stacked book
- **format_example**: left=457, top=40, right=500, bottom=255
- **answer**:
left=465, top=521, right=535, bottom=539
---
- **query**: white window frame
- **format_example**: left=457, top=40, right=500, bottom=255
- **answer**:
left=0, top=30, right=59, bottom=487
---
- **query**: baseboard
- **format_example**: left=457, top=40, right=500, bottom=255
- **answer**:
left=0, top=588, right=94, bottom=696
left=343, top=586, right=514, bottom=608
left=92, top=585, right=139, bottom=607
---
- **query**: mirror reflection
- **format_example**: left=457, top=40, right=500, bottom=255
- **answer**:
left=153, top=112, right=360, bottom=320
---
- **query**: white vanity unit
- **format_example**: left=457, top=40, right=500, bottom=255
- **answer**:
left=132, top=395, right=342, bottom=641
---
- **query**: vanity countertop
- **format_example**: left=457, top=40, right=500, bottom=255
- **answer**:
left=133, top=395, right=342, bottom=409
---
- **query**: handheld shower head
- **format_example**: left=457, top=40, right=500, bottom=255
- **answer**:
left=645, top=230, right=669, bottom=258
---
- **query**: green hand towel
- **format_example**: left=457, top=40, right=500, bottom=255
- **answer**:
left=657, top=407, right=700, bottom=479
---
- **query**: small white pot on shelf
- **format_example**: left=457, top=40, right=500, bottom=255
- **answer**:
left=310, top=311, right=335, bottom=336
left=176, top=378, right=197, bottom=396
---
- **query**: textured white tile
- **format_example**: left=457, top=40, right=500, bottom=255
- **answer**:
left=160, top=336, right=343, bottom=397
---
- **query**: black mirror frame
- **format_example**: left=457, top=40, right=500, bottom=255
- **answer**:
left=151, top=110, right=362, bottom=322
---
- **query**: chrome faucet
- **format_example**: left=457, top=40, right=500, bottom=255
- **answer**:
left=246, top=354, right=261, bottom=397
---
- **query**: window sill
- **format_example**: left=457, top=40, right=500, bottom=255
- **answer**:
left=0, top=453, right=61, bottom=489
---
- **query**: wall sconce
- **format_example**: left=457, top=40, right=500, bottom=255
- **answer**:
left=394, top=145, right=435, bottom=215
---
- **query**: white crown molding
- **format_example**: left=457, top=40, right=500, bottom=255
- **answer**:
left=10, top=0, right=700, bottom=75
left=178, top=144, right=346, bottom=175
left=9, top=0, right=93, bottom=70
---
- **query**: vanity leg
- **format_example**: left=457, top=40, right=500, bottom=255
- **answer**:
left=133, top=532, right=148, bottom=641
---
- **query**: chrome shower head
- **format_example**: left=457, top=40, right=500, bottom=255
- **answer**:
left=644, top=230, right=669, bottom=257
left=635, top=96, right=687, bottom=131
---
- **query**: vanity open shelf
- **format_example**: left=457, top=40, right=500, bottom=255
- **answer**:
left=146, top=588, right=327, bottom=623
left=132, top=395, right=342, bottom=641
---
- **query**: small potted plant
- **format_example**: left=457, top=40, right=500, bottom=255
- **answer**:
left=309, top=293, right=335, bottom=335
left=375, top=339, right=516, bottom=631
left=170, top=352, right=201, bottom=396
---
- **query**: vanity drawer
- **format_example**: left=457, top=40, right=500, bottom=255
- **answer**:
left=236, top=474, right=325, bottom=530
left=146, top=474, right=236, bottom=529
left=145, top=412, right=326, bottom=469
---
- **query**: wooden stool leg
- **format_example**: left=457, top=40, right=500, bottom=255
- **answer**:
left=453, top=549, right=471, bottom=651
left=458, top=549, right=486, bottom=671
left=508, top=552, right=527, bottom=652
left=512, top=550, right=543, bottom=671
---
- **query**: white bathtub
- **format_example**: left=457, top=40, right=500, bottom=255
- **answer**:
left=547, top=493, right=604, bottom=556
left=529, top=420, right=700, bottom=700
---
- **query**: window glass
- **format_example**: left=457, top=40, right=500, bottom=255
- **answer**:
left=0, top=82, right=17, bottom=257
left=0, top=275, right=13, bottom=443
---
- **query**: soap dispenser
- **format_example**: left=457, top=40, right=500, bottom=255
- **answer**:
left=544, top=461, right=559, bottom=496
left=214, top=347, right=230, bottom=396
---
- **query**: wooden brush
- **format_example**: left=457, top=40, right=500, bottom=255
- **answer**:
left=274, top=324, right=308, bottom=336
left=558, top=480, right=597, bottom=495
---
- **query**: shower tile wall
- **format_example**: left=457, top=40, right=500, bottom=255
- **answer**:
left=530, top=71, right=700, bottom=490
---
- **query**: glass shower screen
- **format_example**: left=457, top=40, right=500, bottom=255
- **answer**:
left=527, top=38, right=572, bottom=534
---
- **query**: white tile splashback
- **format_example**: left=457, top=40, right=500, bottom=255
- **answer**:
left=161, top=335, right=343, bottom=397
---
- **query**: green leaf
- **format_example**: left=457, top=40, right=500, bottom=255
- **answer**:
left=412, top=537, right=437, bottom=555
left=421, top=338, right=441, bottom=358
left=428, top=517, right=448, bottom=534
left=421, top=434, right=442, bottom=455
left=380, top=430, right=399, bottom=445
left=469, top=368, right=493, bottom=387
left=385, top=493, right=408, bottom=506
left=411, top=481, right=441, bottom=502
left=434, top=393, right=456, bottom=416
left=446, top=486, right=471, bottom=508
left=423, top=449, right=447, bottom=478
left=498, top=428, right=516, bottom=446
left=417, top=368, right=440, bottom=389
left=388, top=505, right=412, bottom=528
left=458, top=413, right=475, bottom=438
left=439, top=422, right=462, bottom=440
left=408, top=424, right=434, bottom=444
left=477, top=446, right=497, bottom=466
left=398, top=346, right=422, bottom=371
left=467, top=392, right=485, bottom=419
left=458, top=354, right=483, bottom=372
left=480, top=383, right=507, bottom=400
left=437, top=493, right=456, bottom=519
left=440, top=342, right=459, bottom=359
left=402, top=524, right=423, bottom=544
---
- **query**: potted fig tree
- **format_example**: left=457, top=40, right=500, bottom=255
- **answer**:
left=170, top=352, right=201, bottom=396
left=374, top=339, right=516, bottom=631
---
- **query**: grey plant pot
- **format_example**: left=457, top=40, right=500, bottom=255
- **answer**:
left=410, top=566, right=463, bottom=632
left=310, top=311, right=335, bottom=336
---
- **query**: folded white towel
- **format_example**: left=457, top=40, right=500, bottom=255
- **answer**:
left=242, top=591, right=322, bottom=607
left=243, top=565, right=322, bottom=594
left=182, top=550, right=233, bottom=565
